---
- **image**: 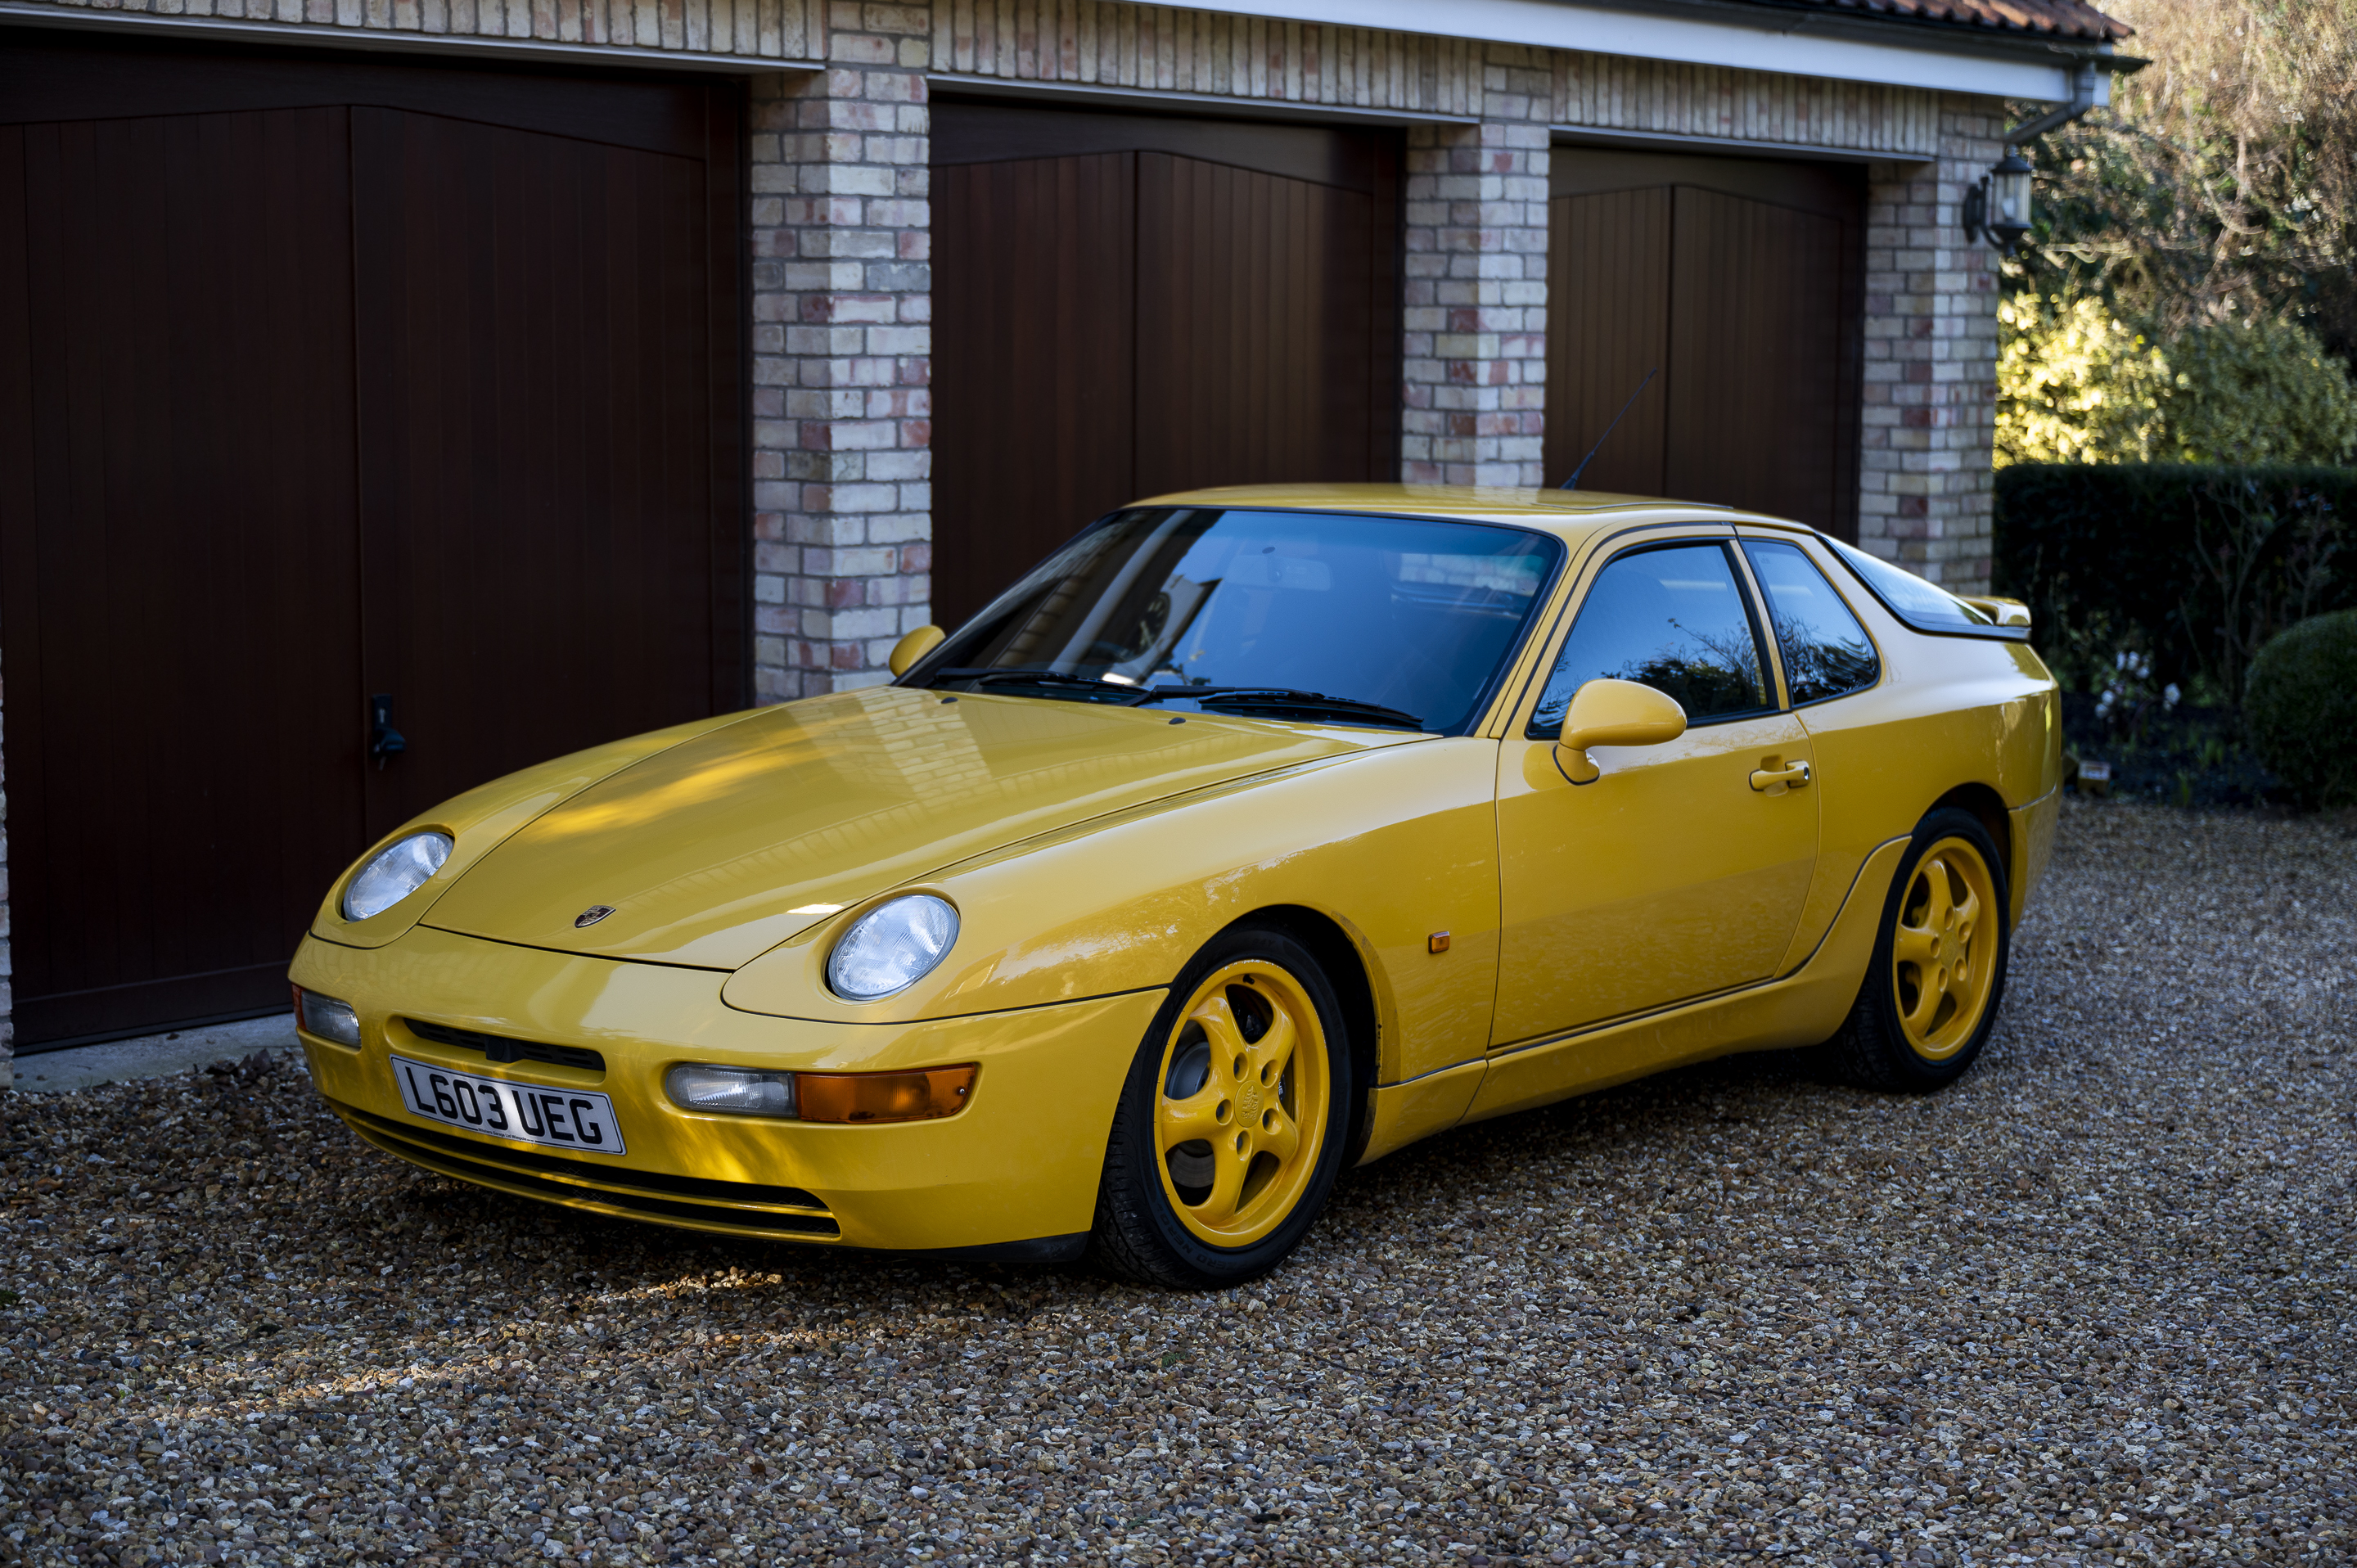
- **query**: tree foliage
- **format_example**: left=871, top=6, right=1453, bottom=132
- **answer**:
left=2164, top=314, right=2357, bottom=462
left=1996, top=293, right=2170, bottom=464
left=1999, top=298, right=2357, bottom=465
left=2016, top=0, right=2357, bottom=359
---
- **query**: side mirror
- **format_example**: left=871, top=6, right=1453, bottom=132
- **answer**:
left=1555, top=678, right=1687, bottom=784
left=888, top=624, right=945, bottom=678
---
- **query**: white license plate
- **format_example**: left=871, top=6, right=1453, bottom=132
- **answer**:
left=389, top=1054, right=628, bottom=1155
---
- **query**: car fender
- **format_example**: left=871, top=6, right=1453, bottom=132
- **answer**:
left=309, top=708, right=773, bottom=950
left=721, top=735, right=1503, bottom=1089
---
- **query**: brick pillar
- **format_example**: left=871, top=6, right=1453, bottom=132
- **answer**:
left=1401, top=68, right=1551, bottom=489
left=748, top=14, right=933, bottom=703
left=1858, top=95, right=2005, bottom=593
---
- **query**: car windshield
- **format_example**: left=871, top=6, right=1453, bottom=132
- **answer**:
left=909, top=507, right=1562, bottom=732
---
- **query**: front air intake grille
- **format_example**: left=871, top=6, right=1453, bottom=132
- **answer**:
left=336, top=1103, right=837, bottom=1238
left=403, top=1018, right=606, bottom=1074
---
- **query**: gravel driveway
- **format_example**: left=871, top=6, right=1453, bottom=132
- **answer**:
left=2, top=800, right=2351, bottom=1568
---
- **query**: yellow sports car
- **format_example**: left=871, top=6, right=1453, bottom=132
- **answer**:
left=291, top=485, right=2060, bottom=1287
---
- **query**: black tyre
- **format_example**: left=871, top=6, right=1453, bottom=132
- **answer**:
left=1089, top=925, right=1357, bottom=1289
left=1822, top=805, right=2012, bottom=1093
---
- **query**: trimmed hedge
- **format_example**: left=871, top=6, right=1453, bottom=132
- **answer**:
left=1993, top=463, right=2357, bottom=701
left=2246, top=611, right=2357, bottom=810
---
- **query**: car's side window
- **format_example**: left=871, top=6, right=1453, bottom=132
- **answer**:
left=1527, top=542, right=1773, bottom=738
left=1741, top=539, right=1882, bottom=704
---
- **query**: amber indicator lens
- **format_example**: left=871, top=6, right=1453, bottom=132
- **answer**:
left=795, top=1065, right=977, bottom=1124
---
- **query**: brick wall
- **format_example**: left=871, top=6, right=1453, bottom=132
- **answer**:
left=924, top=0, right=1943, bottom=162
left=1552, top=48, right=1939, bottom=159
left=747, top=10, right=935, bottom=701
left=9, top=0, right=825, bottom=61
left=1400, top=59, right=1553, bottom=489
left=1858, top=95, right=2007, bottom=591
left=931, top=0, right=1481, bottom=115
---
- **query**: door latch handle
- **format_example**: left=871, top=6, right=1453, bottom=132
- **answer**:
left=368, top=693, right=407, bottom=770
left=1750, top=759, right=1810, bottom=791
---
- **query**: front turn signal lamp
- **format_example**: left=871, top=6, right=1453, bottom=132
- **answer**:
left=798, top=1066, right=976, bottom=1124
left=665, top=1063, right=976, bottom=1124
left=292, top=986, right=363, bottom=1049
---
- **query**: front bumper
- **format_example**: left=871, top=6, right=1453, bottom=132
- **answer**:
left=290, top=926, right=1162, bottom=1254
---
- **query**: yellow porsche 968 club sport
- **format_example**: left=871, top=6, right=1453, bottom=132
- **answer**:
left=291, top=485, right=2062, bottom=1287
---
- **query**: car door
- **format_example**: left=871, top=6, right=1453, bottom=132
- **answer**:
left=1489, top=533, right=1821, bottom=1057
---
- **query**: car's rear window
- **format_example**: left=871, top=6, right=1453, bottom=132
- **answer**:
left=1825, top=536, right=2025, bottom=640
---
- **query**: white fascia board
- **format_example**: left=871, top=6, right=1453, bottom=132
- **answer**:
left=1183, top=0, right=2087, bottom=101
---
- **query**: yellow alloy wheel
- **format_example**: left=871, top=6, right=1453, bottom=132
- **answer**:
left=1891, top=836, right=2000, bottom=1061
left=1153, top=960, right=1332, bottom=1249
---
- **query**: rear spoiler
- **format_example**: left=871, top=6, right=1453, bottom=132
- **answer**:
left=1960, top=596, right=2032, bottom=631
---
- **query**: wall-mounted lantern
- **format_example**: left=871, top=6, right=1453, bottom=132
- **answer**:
left=1962, top=150, right=2035, bottom=254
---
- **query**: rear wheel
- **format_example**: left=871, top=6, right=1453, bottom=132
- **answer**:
left=1090, top=926, right=1354, bottom=1288
left=1823, top=807, right=2010, bottom=1092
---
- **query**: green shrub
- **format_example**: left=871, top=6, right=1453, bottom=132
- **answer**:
left=2245, top=611, right=2357, bottom=809
left=1997, top=294, right=2171, bottom=465
left=2165, top=318, right=2357, bottom=464
left=1997, top=300, right=2357, bottom=467
left=1993, top=463, right=2357, bottom=701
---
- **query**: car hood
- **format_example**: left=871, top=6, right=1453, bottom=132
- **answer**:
left=420, top=684, right=1413, bottom=969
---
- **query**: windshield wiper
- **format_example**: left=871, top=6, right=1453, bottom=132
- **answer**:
left=930, top=667, right=1144, bottom=700
left=928, top=669, right=1426, bottom=729
left=1144, top=687, right=1426, bottom=731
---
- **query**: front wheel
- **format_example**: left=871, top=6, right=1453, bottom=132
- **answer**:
left=1822, top=806, right=2011, bottom=1092
left=1089, top=926, right=1356, bottom=1288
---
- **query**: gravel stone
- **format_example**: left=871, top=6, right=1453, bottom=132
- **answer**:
left=2, top=798, right=2351, bottom=1567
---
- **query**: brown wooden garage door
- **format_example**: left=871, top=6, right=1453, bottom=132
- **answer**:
left=1543, top=149, right=1864, bottom=538
left=931, top=101, right=1400, bottom=629
left=0, top=32, right=745, bottom=1048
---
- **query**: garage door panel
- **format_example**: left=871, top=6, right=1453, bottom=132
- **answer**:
left=3, top=36, right=746, bottom=1048
left=1134, top=152, right=1379, bottom=499
left=1544, top=151, right=1863, bottom=536
left=0, top=34, right=714, bottom=158
left=935, top=106, right=1398, bottom=631
left=1543, top=187, right=1671, bottom=496
left=933, top=151, right=1137, bottom=629
left=352, top=106, right=723, bottom=839
left=1, top=106, right=366, bottom=1040
left=1667, top=187, right=1848, bottom=525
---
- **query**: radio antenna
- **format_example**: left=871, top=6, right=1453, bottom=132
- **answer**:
left=1560, top=367, right=1659, bottom=491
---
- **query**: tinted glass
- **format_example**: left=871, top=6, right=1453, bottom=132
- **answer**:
left=1825, top=535, right=1995, bottom=631
left=920, top=508, right=1561, bottom=733
left=1529, top=543, right=1770, bottom=737
left=1742, top=540, right=1881, bottom=703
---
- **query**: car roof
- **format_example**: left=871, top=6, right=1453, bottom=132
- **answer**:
left=1130, top=482, right=1818, bottom=547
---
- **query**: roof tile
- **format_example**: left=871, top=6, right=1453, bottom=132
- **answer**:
left=1752, top=0, right=2131, bottom=43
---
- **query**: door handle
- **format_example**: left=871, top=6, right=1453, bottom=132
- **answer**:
left=1750, top=759, right=1810, bottom=791
left=368, top=693, right=407, bottom=770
